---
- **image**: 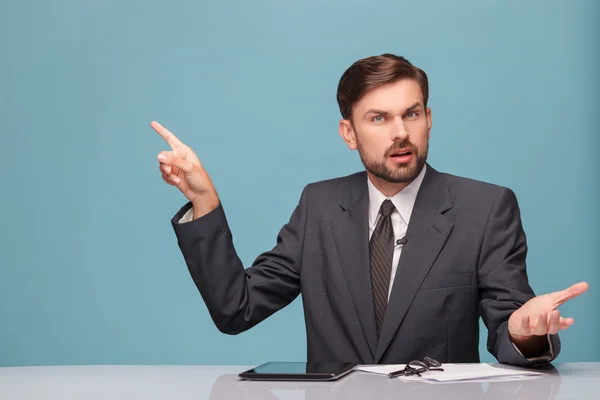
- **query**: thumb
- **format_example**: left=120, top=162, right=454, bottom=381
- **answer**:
left=551, top=281, right=589, bottom=306
left=157, top=152, right=195, bottom=174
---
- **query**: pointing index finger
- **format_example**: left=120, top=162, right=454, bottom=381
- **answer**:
left=151, top=121, right=184, bottom=149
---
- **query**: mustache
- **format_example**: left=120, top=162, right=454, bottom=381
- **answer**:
left=384, top=141, right=418, bottom=157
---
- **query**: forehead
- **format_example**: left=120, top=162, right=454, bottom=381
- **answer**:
left=354, top=79, right=424, bottom=114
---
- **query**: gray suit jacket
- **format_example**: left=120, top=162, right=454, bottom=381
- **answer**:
left=171, top=164, right=560, bottom=365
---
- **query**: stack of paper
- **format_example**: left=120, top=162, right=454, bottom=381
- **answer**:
left=356, top=363, right=544, bottom=382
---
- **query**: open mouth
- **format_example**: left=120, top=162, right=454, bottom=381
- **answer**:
left=390, top=149, right=413, bottom=158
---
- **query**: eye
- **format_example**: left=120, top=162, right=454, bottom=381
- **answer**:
left=372, top=115, right=385, bottom=124
left=405, top=111, right=419, bottom=119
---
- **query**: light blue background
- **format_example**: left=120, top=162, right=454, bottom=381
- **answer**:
left=1, top=0, right=598, bottom=367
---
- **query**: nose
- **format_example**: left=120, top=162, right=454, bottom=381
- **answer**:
left=391, top=116, right=409, bottom=141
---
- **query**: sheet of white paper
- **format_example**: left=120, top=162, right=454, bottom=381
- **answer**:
left=355, top=363, right=544, bottom=382
left=400, top=375, right=543, bottom=384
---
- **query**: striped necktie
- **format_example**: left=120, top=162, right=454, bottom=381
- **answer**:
left=370, top=199, right=396, bottom=336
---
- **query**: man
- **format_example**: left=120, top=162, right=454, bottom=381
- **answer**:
left=153, top=54, right=588, bottom=365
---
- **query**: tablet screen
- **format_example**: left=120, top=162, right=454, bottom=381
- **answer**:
left=239, top=362, right=356, bottom=381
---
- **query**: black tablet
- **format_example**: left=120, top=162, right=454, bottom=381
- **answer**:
left=238, top=362, right=356, bottom=381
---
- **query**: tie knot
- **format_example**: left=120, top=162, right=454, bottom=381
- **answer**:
left=379, top=199, right=396, bottom=217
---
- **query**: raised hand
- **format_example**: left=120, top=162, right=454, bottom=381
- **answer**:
left=151, top=121, right=220, bottom=218
left=508, top=281, right=588, bottom=355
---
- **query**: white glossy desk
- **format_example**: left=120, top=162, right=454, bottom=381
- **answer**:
left=1, top=363, right=598, bottom=399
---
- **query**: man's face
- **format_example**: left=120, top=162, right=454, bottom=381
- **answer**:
left=339, top=78, right=432, bottom=184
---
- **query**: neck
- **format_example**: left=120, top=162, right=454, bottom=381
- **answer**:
left=366, top=171, right=412, bottom=197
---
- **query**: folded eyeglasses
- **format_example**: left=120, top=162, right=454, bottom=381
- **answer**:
left=387, top=357, right=444, bottom=378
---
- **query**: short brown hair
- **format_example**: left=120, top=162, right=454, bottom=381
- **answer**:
left=336, top=54, right=429, bottom=120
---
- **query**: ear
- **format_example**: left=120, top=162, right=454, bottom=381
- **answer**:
left=339, top=119, right=357, bottom=150
left=426, top=107, right=432, bottom=139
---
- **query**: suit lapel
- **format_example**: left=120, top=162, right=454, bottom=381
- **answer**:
left=330, top=173, right=378, bottom=359
left=375, top=165, right=454, bottom=362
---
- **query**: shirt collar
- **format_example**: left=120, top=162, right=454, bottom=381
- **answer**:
left=367, top=164, right=427, bottom=226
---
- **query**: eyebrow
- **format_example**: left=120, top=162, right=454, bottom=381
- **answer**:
left=403, top=102, right=423, bottom=113
left=363, top=102, right=423, bottom=117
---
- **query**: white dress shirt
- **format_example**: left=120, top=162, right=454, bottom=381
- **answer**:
left=179, top=204, right=195, bottom=223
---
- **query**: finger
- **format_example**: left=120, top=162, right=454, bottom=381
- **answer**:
left=520, top=315, right=531, bottom=336
left=162, top=173, right=181, bottom=185
left=534, top=312, right=547, bottom=335
left=550, top=282, right=589, bottom=306
left=158, top=153, right=176, bottom=175
left=161, top=175, right=176, bottom=186
left=169, top=174, right=181, bottom=185
left=548, top=310, right=561, bottom=335
left=163, top=160, right=179, bottom=179
left=559, top=316, right=574, bottom=330
left=151, top=121, right=184, bottom=149
left=157, top=152, right=195, bottom=174
left=159, top=162, right=172, bottom=176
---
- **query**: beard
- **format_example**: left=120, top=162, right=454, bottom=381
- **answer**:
left=356, top=138, right=428, bottom=184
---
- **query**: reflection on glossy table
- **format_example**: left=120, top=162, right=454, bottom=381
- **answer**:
left=1, top=363, right=598, bottom=399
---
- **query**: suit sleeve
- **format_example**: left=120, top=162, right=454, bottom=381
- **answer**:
left=477, top=187, right=561, bottom=366
left=170, top=185, right=309, bottom=334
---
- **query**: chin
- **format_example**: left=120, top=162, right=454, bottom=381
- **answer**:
left=389, top=164, right=420, bottom=181
left=388, top=161, right=415, bottom=171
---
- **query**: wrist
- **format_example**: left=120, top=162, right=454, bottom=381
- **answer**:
left=509, top=332, right=549, bottom=358
left=191, top=194, right=220, bottom=220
